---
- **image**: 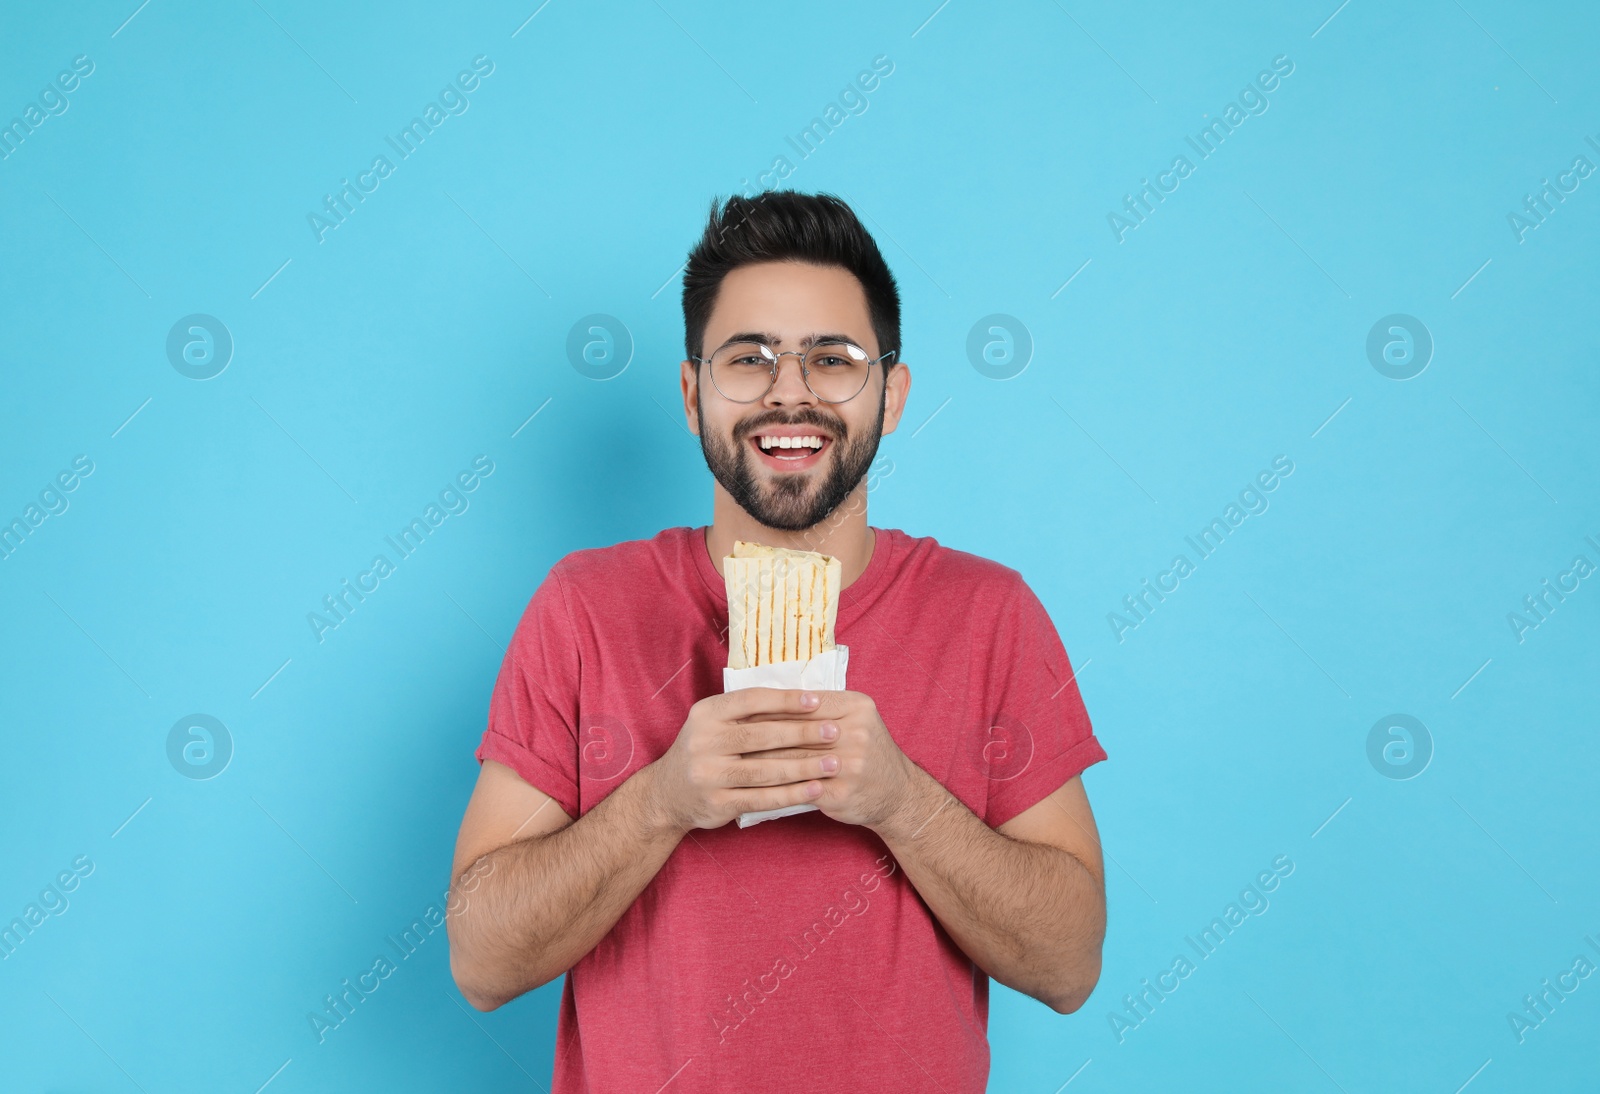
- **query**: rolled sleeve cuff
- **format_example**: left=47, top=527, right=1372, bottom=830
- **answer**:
left=476, top=726, right=581, bottom=821
left=984, top=734, right=1107, bottom=829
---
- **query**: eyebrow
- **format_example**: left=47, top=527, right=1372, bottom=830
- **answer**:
left=713, top=331, right=860, bottom=353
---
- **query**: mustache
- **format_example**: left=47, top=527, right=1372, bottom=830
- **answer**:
left=734, top=409, right=847, bottom=442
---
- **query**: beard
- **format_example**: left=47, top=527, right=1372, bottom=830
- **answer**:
left=697, top=389, right=885, bottom=532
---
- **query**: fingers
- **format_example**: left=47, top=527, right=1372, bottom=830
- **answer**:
left=723, top=718, right=838, bottom=754
left=725, top=779, right=827, bottom=817
left=716, top=753, right=839, bottom=789
left=717, top=687, right=821, bottom=722
left=739, top=745, right=824, bottom=761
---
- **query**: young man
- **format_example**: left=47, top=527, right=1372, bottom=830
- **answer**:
left=448, top=191, right=1108, bottom=1093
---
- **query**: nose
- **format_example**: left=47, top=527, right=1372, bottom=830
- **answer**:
left=762, top=352, right=818, bottom=408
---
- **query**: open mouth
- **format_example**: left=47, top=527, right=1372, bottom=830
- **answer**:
left=747, top=431, right=832, bottom=471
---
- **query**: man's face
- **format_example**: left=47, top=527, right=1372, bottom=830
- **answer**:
left=681, top=260, right=909, bottom=532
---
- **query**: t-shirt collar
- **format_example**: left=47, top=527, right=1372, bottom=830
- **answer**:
left=689, top=524, right=896, bottom=630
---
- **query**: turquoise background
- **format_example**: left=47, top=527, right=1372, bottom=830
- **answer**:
left=2, top=0, right=1597, bottom=1090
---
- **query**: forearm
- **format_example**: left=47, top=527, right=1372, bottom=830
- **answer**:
left=448, top=763, right=684, bottom=1010
left=871, top=765, right=1105, bottom=1012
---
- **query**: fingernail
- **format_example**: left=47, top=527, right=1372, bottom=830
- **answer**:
left=820, top=722, right=838, bottom=740
left=821, top=755, right=839, bottom=773
left=800, top=691, right=818, bottom=707
left=806, top=782, right=821, bottom=796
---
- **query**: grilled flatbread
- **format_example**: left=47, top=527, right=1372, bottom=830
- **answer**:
left=724, top=541, right=841, bottom=668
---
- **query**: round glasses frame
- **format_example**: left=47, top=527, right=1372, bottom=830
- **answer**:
left=691, top=340, right=899, bottom=405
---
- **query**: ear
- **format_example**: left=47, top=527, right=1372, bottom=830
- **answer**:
left=680, top=358, right=701, bottom=436
left=879, top=361, right=912, bottom=436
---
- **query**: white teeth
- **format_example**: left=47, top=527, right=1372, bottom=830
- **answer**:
left=757, top=435, right=823, bottom=450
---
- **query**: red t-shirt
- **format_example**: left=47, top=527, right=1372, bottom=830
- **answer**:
left=475, top=525, right=1106, bottom=1094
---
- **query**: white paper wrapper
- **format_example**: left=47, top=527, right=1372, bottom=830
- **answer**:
left=725, top=646, right=849, bottom=828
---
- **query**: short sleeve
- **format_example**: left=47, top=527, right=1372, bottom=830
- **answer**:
left=474, top=566, right=582, bottom=819
left=981, top=578, right=1107, bottom=829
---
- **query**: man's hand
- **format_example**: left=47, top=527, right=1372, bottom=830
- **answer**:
left=744, top=690, right=919, bottom=830
left=647, top=687, right=843, bottom=832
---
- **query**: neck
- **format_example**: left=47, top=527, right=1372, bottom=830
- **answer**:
left=704, top=481, right=875, bottom=589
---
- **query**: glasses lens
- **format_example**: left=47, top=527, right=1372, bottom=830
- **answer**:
left=707, top=341, right=877, bottom=403
left=803, top=342, right=872, bottom=402
left=709, top=342, right=776, bottom=402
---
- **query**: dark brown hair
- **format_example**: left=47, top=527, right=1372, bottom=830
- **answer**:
left=681, top=191, right=901, bottom=364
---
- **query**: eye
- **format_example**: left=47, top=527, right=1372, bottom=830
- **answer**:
left=808, top=344, right=863, bottom=369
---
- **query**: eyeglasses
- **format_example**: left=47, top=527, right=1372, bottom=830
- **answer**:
left=692, top=339, right=897, bottom=404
